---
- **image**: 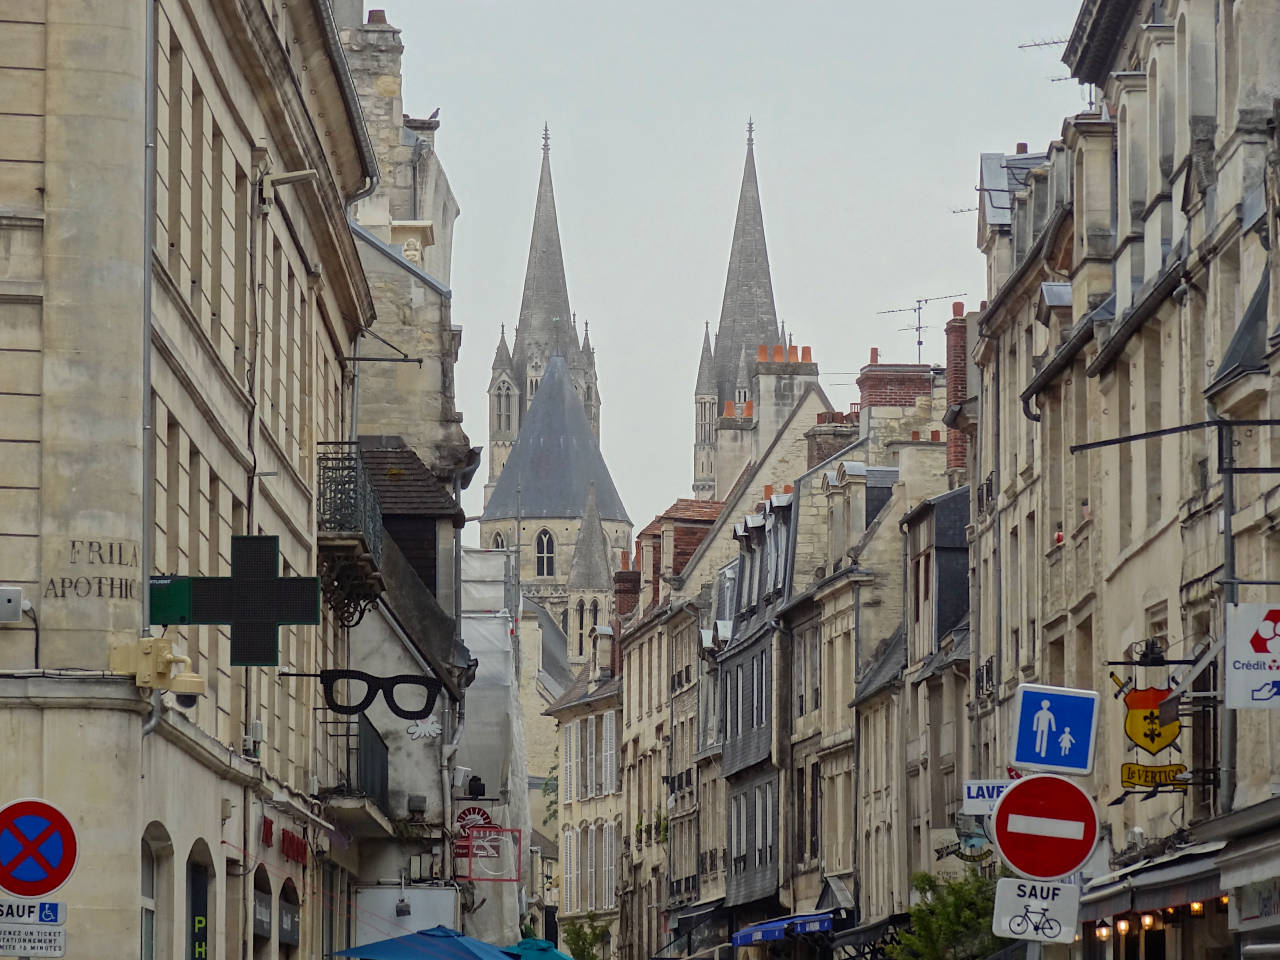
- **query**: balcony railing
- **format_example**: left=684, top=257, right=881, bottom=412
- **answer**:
left=318, top=443, right=384, bottom=565
left=353, top=714, right=390, bottom=815
left=317, top=443, right=384, bottom=626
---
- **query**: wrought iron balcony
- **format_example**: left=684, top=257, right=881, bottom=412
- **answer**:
left=317, top=442, right=384, bottom=625
left=321, top=714, right=393, bottom=837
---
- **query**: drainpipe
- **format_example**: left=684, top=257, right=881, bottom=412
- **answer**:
left=141, top=689, right=165, bottom=738
left=991, top=348, right=1004, bottom=764
left=141, top=0, right=157, bottom=636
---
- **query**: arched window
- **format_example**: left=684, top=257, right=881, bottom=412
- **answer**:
left=590, top=600, right=599, bottom=628
left=492, top=532, right=505, bottom=550
left=141, top=841, right=156, bottom=960
left=577, top=601, right=586, bottom=657
left=497, top=384, right=512, bottom=432
left=561, top=608, right=568, bottom=633
left=536, top=529, right=554, bottom=577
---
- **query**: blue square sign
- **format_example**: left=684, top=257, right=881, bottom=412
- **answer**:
left=1011, top=683, right=1099, bottom=775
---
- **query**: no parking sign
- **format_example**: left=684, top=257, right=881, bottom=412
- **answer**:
left=0, top=800, right=78, bottom=899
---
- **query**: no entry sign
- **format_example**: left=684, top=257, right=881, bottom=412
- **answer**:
left=992, top=775, right=1098, bottom=881
left=0, top=800, right=78, bottom=899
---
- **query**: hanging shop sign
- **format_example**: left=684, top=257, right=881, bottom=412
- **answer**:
left=279, top=669, right=443, bottom=720
left=1226, top=604, right=1280, bottom=708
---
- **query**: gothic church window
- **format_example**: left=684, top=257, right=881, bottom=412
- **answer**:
left=536, top=529, right=555, bottom=577
left=577, top=600, right=586, bottom=656
left=590, top=600, right=599, bottom=628
left=497, top=383, right=513, bottom=432
left=492, top=532, right=505, bottom=550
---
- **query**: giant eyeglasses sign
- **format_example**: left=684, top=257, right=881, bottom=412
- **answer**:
left=281, top=669, right=443, bottom=720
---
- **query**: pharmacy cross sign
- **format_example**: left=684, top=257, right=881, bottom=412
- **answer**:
left=151, top=536, right=320, bottom=666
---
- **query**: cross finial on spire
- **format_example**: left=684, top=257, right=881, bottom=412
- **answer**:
left=542, top=123, right=550, bottom=154
left=500, top=323, right=505, bottom=337
left=747, top=117, right=754, bottom=146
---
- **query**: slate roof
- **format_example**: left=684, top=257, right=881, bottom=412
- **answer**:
left=711, top=133, right=781, bottom=407
left=1210, top=266, right=1269, bottom=393
left=358, top=436, right=463, bottom=525
left=979, top=151, right=1048, bottom=227
left=567, top=484, right=614, bottom=590
left=913, top=616, right=971, bottom=684
left=525, top=596, right=573, bottom=694
left=544, top=663, right=621, bottom=715
left=853, top=622, right=906, bottom=705
left=481, top=355, right=629, bottom=523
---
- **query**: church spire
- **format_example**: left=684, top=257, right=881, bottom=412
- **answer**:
left=695, top=322, right=715, bottom=397
left=712, top=122, right=780, bottom=406
left=513, top=125, right=577, bottom=370
left=492, top=323, right=512, bottom=371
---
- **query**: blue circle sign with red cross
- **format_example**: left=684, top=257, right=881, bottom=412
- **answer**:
left=0, top=799, right=78, bottom=898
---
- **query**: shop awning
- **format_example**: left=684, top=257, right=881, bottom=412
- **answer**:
left=731, top=912, right=834, bottom=946
left=1080, top=841, right=1225, bottom=921
left=1219, top=831, right=1280, bottom=889
left=732, top=918, right=790, bottom=946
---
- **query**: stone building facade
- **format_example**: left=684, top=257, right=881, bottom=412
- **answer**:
left=0, top=0, right=387, bottom=956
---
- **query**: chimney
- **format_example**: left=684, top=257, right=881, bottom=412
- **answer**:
left=771, top=345, right=785, bottom=363
left=757, top=345, right=769, bottom=362
left=787, top=344, right=799, bottom=363
left=1016, top=142, right=1028, bottom=154
left=614, top=569, right=642, bottom=618
left=723, top=400, right=736, bottom=417
left=367, top=8, right=388, bottom=22
left=742, top=400, right=754, bottom=419
left=945, top=302, right=969, bottom=470
left=870, top=347, right=879, bottom=364
left=801, top=346, right=812, bottom=363
left=595, top=632, right=614, bottom=680
left=805, top=412, right=859, bottom=469
left=620, top=549, right=630, bottom=572
left=763, top=484, right=774, bottom=500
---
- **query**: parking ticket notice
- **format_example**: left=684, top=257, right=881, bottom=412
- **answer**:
left=0, top=922, right=66, bottom=957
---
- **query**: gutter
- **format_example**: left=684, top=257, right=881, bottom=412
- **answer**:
left=1020, top=314, right=1097, bottom=422
left=978, top=202, right=1072, bottom=336
left=310, top=0, right=379, bottom=196
left=1085, top=260, right=1184, bottom=377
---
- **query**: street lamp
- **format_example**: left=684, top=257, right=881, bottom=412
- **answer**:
left=1095, top=920, right=1111, bottom=942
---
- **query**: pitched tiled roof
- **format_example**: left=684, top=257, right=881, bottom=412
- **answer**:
left=358, top=436, right=463, bottom=525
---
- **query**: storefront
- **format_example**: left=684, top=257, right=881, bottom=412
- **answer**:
left=1217, top=828, right=1280, bottom=954
left=1078, top=842, right=1232, bottom=959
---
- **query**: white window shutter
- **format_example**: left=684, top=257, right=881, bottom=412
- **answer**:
left=602, top=712, right=615, bottom=794
left=562, top=726, right=572, bottom=804
left=576, top=720, right=586, bottom=800
left=563, top=829, right=575, bottom=913
left=603, top=823, right=615, bottom=908
left=586, top=716, right=597, bottom=798
left=587, top=825, right=597, bottom=911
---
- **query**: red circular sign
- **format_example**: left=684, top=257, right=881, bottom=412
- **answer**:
left=992, top=774, right=1098, bottom=881
left=0, top=799, right=79, bottom=898
left=456, top=806, right=493, bottom=833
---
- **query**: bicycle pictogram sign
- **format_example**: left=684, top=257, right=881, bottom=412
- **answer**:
left=0, top=799, right=78, bottom=898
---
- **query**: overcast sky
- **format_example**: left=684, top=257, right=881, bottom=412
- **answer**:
left=369, top=0, right=1089, bottom=540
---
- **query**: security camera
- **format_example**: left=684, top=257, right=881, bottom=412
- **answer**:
left=174, top=692, right=200, bottom=710
left=167, top=668, right=207, bottom=702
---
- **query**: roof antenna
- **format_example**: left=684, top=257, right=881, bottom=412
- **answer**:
left=876, top=293, right=967, bottom=364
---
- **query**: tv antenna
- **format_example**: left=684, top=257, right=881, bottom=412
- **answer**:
left=1018, top=37, right=1067, bottom=49
left=876, top=293, right=967, bottom=364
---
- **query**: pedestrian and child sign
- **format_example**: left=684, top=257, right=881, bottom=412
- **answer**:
left=1010, top=683, right=1100, bottom=775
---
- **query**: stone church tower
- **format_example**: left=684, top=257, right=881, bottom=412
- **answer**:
left=695, top=125, right=820, bottom=500
left=487, top=129, right=600, bottom=507
left=481, top=130, right=629, bottom=640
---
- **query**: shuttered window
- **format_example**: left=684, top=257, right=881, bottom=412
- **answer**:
left=563, top=828, right=575, bottom=914
left=586, top=824, right=597, bottom=911
left=562, top=726, right=572, bottom=804
left=601, top=712, right=615, bottom=795
left=586, top=716, right=597, bottom=797
left=603, top=823, right=616, bottom=908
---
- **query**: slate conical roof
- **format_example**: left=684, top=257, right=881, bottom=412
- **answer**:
left=511, top=131, right=581, bottom=384
left=492, top=325, right=512, bottom=370
left=567, top=483, right=613, bottom=590
left=712, top=126, right=780, bottom=406
left=695, top=323, right=716, bottom=397
left=481, top=356, right=629, bottom=523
